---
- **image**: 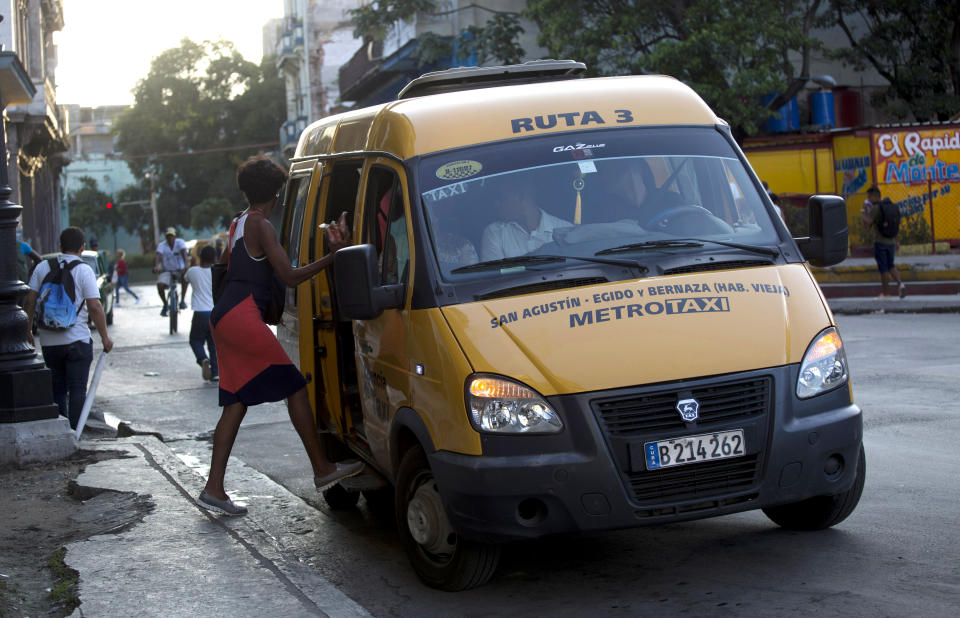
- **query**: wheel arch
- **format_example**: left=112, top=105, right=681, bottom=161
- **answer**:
left=389, top=407, right=436, bottom=479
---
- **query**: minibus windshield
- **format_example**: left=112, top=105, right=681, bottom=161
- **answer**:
left=418, top=127, right=782, bottom=281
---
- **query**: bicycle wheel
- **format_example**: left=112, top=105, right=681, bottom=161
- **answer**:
left=169, top=288, right=178, bottom=334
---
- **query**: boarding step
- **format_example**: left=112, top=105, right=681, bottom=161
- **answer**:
left=339, top=467, right=389, bottom=491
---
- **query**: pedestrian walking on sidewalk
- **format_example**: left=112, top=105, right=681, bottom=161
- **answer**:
left=183, top=244, right=218, bottom=381
left=196, top=154, right=363, bottom=516
left=183, top=245, right=218, bottom=381
left=22, top=227, right=115, bottom=429
left=861, top=186, right=906, bottom=299
left=113, top=249, right=139, bottom=303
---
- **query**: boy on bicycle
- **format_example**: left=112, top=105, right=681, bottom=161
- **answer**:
left=154, top=227, right=188, bottom=316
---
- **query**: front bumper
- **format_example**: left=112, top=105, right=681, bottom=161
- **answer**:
left=428, top=365, right=862, bottom=543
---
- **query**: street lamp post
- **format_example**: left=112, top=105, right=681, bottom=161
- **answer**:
left=0, top=50, right=77, bottom=464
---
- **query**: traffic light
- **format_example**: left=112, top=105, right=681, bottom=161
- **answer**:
left=106, top=201, right=113, bottom=209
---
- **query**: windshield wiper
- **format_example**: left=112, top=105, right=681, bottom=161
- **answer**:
left=451, top=254, right=648, bottom=274
left=451, top=255, right=564, bottom=273
left=596, top=238, right=779, bottom=258
left=596, top=240, right=703, bottom=255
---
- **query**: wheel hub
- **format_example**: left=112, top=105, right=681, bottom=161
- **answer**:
left=406, top=481, right=456, bottom=555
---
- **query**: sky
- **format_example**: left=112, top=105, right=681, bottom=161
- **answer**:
left=55, top=0, right=284, bottom=106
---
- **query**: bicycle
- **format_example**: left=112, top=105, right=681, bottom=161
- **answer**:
left=166, top=269, right=185, bottom=334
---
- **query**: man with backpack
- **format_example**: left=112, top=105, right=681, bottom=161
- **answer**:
left=22, top=227, right=114, bottom=429
left=861, top=185, right=906, bottom=299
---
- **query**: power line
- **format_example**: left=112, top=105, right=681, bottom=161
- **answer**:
left=111, top=141, right=281, bottom=160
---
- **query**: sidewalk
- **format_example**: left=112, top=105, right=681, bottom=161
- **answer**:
left=815, top=252, right=960, bottom=313
left=66, top=435, right=371, bottom=618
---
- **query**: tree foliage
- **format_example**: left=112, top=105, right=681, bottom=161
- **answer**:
left=830, top=0, right=960, bottom=121
left=67, top=177, right=113, bottom=242
left=115, top=184, right=155, bottom=254
left=349, top=1, right=525, bottom=66
left=190, top=197, right=236, bottom=232
left=525, top=0, right=824, bottom=137
left=113, top=39, right=285, bottom=244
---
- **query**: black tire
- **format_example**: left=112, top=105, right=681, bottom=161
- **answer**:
left=323, top=483, right=360, bottom=509
left=363, top=487, right=396, bottom=524
left=106, top=307, right=114, bottom=326
left=169, top=291, right=178, bottom=334
left=395, top=445, right=500, bottom=591
left=763, top=445, right=866, bottom=531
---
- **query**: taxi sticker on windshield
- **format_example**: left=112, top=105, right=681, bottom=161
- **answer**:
left=436, top=160, right=482, bottom=181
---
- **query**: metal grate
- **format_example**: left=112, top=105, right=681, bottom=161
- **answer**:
left=594, top=376, right=770, bottom=436
left=628, top=454, right=760, bottom=505
left=663, top=260, right=771, bottom=275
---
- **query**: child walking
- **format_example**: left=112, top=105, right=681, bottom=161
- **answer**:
left=184, top=245, right=218, bottom=381
left=114, top=249, right=140, bottom=303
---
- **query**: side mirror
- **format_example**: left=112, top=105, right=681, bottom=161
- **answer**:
left=795, top=195, right=848, bottom=267
left=333, top=244, right=403, bottom=319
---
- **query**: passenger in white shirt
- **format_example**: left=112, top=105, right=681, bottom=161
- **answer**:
left=480, top=183, right=573, bottom=261
left=183, top=244, right=218, bottom=381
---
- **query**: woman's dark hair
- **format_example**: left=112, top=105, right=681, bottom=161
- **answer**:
left=60, top=226, right=85, bottom=253
left=237, top=154, right=288, bottom=204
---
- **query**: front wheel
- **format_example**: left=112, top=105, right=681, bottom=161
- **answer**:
left=763, top=445, right=866, bottom=530
left=395, top=445, right=500, bottom=591
left=168, top=290, right=178, bottom=334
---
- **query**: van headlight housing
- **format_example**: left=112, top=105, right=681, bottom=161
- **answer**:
left=466, top=374, right=563, bottom=434
left=797, top=327, right=849, bottom=399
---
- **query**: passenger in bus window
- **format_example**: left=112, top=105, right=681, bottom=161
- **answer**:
left=480, top=182, right=572, bottom=261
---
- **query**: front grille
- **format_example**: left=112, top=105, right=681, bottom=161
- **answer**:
left=627, top=454, right=760, bottom=505
left=594, top=376, right=771, bottom=436
left=663, top=260, right=772, bottom=275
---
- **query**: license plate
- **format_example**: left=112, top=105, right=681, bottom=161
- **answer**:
left=644, top=429, right=745, bottom=470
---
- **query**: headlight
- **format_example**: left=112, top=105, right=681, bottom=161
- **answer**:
left=466, top=374, right=563, bottom=434
left=797, top=327, right=849, bottom=399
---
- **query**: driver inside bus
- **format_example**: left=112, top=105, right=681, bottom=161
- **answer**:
left=583, top=158, right=682, bottom=225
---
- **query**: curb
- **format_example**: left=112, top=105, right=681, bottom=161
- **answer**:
left=828, top=300, right=960, bottom=315
left=66, top=436, right=372, bottom=618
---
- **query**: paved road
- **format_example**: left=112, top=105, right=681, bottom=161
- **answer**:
left=95, top=286, right=960, bottom=616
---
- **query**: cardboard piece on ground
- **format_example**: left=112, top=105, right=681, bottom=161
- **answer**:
left=76, top=351, right=107, bottom=439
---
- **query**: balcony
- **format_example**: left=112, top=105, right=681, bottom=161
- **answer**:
left=338, top=40, right=385, bottom=102
left=276, top=20, right=305, bottom=71
left=280, top=116, right=309, bottom=152
left=338, top=9, right=463, bottom=106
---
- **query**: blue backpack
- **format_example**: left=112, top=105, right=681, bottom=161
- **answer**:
left=36, top=258, right=84, bottom=330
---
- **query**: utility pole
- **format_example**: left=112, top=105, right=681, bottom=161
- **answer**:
left=146, top=172, right=159, bottom=248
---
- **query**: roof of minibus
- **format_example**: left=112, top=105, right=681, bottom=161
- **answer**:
left=295, top=74, right=721, bottom=161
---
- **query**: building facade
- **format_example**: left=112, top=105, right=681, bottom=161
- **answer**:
left=276, top=0, right=365, bottom=159
left=60, top=104, right=136, bottom=219
left=0, top=0, right=69, bottom=254
left=338, top=1, right=547, bottom=110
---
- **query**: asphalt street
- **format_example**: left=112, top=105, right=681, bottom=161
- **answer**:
left=81, top=284, right=960, bottom=617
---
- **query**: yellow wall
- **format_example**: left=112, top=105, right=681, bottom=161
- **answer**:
left=748, top=148, right=828, bottom=195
